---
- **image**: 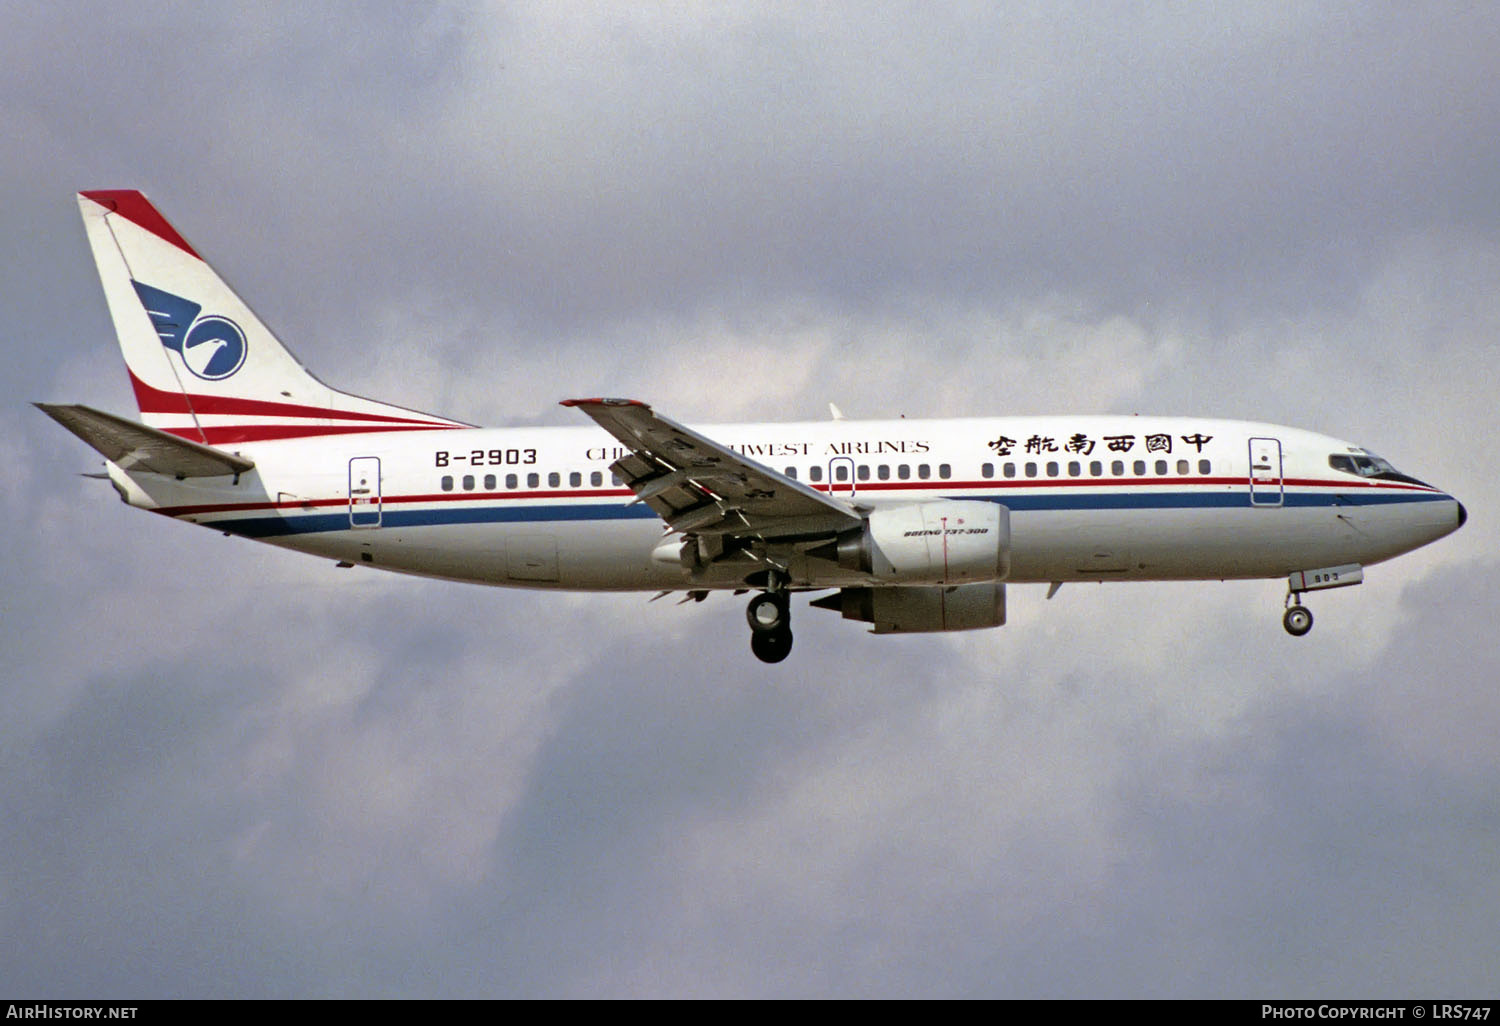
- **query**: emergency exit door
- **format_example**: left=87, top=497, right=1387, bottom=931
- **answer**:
left=828, top=457, right=857, bottom=498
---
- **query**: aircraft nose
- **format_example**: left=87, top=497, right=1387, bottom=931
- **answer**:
left=1457, top=500, right=1467, bottom=529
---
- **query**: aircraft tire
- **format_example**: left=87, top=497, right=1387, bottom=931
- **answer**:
left=751, top=627, right=793, bottom=663
left=1283, top=606, right=1313, bottom=637
left=746, top=591, right=788, bottom=634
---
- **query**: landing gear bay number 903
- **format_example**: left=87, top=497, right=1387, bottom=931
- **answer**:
left=434, top=448, right=538, bottom=468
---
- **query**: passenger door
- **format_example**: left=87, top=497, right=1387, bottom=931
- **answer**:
left=1248, top=437, right=1283, bottom=507
left=348, top=456, right=382, bottom=527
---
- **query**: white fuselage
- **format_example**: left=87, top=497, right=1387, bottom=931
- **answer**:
left=105, top=414, right=1463, bottom=592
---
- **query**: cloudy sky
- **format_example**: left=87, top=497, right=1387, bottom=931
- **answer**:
left=3, top=1, right=1498, bottom=998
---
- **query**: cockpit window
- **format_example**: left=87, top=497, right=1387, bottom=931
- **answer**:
left=1328, top=451, right=1431, bottom=487
left=1329, top=453, right=1392, bottom=477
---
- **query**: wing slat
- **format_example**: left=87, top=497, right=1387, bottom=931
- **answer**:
left=562, top=398, right=860, bottom=538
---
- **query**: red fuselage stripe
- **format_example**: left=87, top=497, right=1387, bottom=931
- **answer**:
left=153, top=476, right=1436, bottom=519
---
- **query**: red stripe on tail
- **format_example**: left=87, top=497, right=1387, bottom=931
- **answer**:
left=80, top=191, right=200, bottom=259
left=129, top=371, right=457, bottom=426
left=163, top=422, right=460, bottom=444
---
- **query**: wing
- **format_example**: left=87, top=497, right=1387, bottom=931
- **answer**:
left=561, top=398, right=860, bottom=539
left=36, top=403, right=255, bottom=478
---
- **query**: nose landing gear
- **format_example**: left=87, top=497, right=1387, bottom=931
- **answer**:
left=746, top=584, right=792, bottom=663
left=1281, top=563, right=1364, bottom=637
left=1282, top=598, right=1313, bottom=637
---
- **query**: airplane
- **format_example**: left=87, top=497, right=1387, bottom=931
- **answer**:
left=39, top=190, right=1466, bottom=663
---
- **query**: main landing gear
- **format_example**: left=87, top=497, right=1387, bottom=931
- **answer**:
left=746, top=583, right=793, bottom=663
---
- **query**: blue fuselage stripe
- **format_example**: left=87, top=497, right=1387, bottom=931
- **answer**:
left=215, top=501, right=662, bottom=537
left=204, top=488, right=1452, bottom=539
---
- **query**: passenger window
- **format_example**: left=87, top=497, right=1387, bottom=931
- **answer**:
left=917, top=464, right=931, bottom=480
left=810, top=465, right=823, bottom=482
left=611, top=471, right=623, bottom=485
left=484, top=474, right=496, bottom=490
left=784, top=466, right=797, bottom=479
left=878, top=465, right=891, bottom=480
left=1198, top=460, right=1210, bottom=475
left=1176, top=459, right=1189, bottom=475
left=1133, top=460, right=1146, bottom=476
left=835, top=464, right=849, bottom=482
left=1046, top=462, right=1059, bottom=477
left=548, top=472, right=560, bottom=487
left=938, top=464, right=951, bottom=479
left=857, top=465, right=870, bottom=481
left=981, top=463, right=993, bottom=479
left=441, top=475, right=454, bottom=491
left=1111, top=460, right=1125, bottom=476
left=1004, top=463, right=1016, bottom=478
left=527, top=473, right=539, bottom=488
left=591, top=471, right=603, bottom=486
left=462, top=474, right=475, bottom=491
left=1068, top=461, right=1081, bottom=477
left=1025, top=463, right=1038, bottom=478
left=570, top=471, right=582, bottom=487
left=506, top=473, right=518, bottom=489
left=898, top=464, right=911, bottom=480
left=1089, top=460, right=1102, bottom=476
left=1155, top=460, right=1168, bottom=475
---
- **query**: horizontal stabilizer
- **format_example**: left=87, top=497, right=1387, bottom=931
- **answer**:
left=36, top=403, right=255, bottom=478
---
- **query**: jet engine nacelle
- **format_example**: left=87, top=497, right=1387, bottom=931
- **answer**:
left=821, top=500, right=1010, bottom=585
left=812, top=582, right=1007, bottom=633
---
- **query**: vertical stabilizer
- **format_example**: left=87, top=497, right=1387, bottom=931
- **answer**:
left=77, top=190, right=466, bottom=444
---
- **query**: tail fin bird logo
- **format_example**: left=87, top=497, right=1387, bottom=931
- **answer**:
left=131, top=280, right=247, bottom=380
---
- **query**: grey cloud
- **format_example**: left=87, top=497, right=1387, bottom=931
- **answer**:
left=13, top=3, right=1495, bottom=348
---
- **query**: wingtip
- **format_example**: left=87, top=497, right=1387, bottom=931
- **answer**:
left=560, top=397, right=650, bottom=409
